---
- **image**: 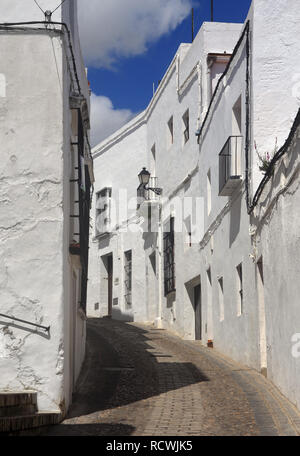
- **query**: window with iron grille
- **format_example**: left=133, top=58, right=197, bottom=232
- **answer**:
left=124, top=250, right=132, bottom=308
left=163, top=217, right=176, bottom=296
left=95, top=187, right=112, bottom=236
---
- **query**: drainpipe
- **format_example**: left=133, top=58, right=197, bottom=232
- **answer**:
left=206, top=56, right=215, bottom=109
left=176, top=53, right=180, bottom=94
left=197, top=62, right=202, bottom=128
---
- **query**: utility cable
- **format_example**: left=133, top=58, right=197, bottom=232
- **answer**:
left=33, top=0, right=68, bottom=15
left=52, top=0, right=68, bottom=14
left=33, top=0, right=44, bottom=14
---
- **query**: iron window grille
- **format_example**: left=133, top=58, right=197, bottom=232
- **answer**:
left=163, top=217, right=176, bottom=296
left=124, top=250, right=132, bottom=308
left=71, top=110, right=92, bottom=313
left=95, top=187, right=112, bottom=235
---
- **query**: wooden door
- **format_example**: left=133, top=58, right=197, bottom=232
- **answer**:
left=107, top=255, right=113, bottom=317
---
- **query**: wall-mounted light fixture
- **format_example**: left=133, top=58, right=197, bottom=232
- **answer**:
left=138, top=167, right=162, bottom=195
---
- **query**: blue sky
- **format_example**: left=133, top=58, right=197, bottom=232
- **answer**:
left=78, top=0, right=252, bottom=145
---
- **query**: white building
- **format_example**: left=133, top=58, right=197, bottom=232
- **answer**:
left=0, top=0, right=93, bottom=427
left=88, top=0, right=300, bottom=412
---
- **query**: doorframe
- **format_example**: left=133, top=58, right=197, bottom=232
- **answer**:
left=257, top=256, right=267, bottom=376
left=184, top=275, right=201, bottom=340
left=194, top=283, right=202, bottom=340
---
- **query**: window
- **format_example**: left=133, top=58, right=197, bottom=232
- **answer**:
left=206, top=267, right=212, bottom=338
left=95, top=187, right=112, bottom=236
left=207, top=54, right=231, bottom=102
left=167, top=116, right=174, bottom=147
left=219, top=136, right=243, bottom=196
left=207, top=169, right=211, bottom=215
left=184, top=216, right=192, bottom=249
left=124, top=250, right=132, bottom=308
left=218, top=277, right=224, bottom=322
left=163, top=217, right=175, bottom=296
left=236, top=263, right=243, bottom=316
left=147, top=204, right=152, bottom=233
left=207, top=267, right=212, bottom=286
left=232, top=95, right=242, bottom=136
left=150, top=144, right=156, bottom=177
left=183, top=110, right=189, bottom=144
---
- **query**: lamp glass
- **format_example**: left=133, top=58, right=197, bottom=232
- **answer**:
left=138, top=167, right=150, bottom=185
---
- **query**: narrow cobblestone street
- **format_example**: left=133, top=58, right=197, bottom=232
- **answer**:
left=43, top=318, right=300, bottom=436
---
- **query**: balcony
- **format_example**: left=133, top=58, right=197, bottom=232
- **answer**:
left=219, top=136, right=243, bottom=196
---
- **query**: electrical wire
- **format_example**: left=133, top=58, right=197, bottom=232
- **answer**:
left=33, top=0, right=44, bottom=14
left=52, top=0, right=68, bottom=14
left=33, top=0, right=68, bottom=15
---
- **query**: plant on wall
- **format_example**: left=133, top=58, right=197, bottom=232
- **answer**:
left=255, top=138, right=278, bottom=173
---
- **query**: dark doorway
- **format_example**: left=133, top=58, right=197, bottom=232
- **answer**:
left=194, top=284, right=202, bottom=340
left=107, top=254, right=113, bottom=317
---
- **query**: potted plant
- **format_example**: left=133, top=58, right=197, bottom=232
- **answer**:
left=69, top=241, right=80, bottom=255
left=255, top=138, right=278, bottom=174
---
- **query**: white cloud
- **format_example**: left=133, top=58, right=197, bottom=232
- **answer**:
left=78, top=0, right=192, bottom=68
left=90, top=93, right=135, bottom=146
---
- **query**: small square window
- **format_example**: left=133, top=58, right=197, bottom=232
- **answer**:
left=167, top=116, right=174, bottom=147
left=183, top=110, right=189, bottom=144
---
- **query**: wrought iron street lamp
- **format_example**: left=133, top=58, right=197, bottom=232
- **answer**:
left=138, top=167, right=163, bottom=195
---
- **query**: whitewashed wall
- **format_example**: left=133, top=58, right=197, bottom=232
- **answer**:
left=87, top=115, right=148, bottom=321
left=0, top=1, right=90, bottom=413
left=149, top=23, right=243, bottom=338
left=250, top=0, right=300, bottom=193
left=253, top=121, right=300, bottom=410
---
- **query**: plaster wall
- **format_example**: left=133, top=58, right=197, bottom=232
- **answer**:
left=253, top=123, right=300, bottom=409
left=0, top=33, right=65, bottom=412
left=0, top=0, right=90, bottom=413
left=250, top=0, right=300, bottom=193
left=196, top=31, right=261, bottom=368
left=87, top=118, right=148, bottom=321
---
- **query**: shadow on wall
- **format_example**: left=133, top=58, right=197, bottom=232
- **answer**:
left=229, top=193, right=242, bottom=248
left=98, top=235, right=112, bottom=250
left=111, top=307, right=134, bottom=322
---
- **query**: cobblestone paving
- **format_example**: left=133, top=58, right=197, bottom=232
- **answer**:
left=43, top=318, right=300, bottom=436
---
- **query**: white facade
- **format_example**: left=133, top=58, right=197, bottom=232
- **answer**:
left=88, top=0, right=300, bottom=411
left=252, top=112, right=300, bottom=412
left=0, top=1, right=93, bottom=415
